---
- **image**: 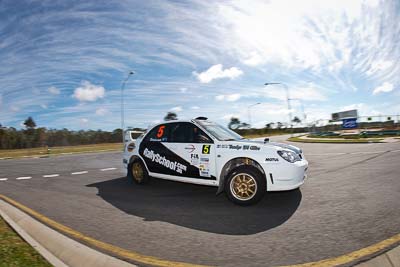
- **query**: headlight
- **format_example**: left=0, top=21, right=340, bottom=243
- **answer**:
left=277, top=150, right=301, bottom=163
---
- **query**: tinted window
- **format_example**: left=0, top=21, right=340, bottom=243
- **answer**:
left=170, top=122, right=212, bottom=143
left=143, top=124, right=170, bottom=142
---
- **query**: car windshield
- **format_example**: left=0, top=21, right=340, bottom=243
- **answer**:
left=196, top=120, right=244, bottom=141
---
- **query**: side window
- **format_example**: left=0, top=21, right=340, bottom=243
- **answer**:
left=170, top=122, right=212, bottom=143
left=143, top=124, right=170, bottom=142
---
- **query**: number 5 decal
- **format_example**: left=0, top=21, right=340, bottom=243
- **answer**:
left=202, top=145, right=210, bottom=154
left=157, top=125, right=165, bottom=138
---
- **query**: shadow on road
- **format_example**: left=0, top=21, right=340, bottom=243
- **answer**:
left=87, top=177, right=302, bottom=235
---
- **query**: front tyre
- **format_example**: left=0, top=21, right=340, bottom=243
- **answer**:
left=225, top=166, right=266, bottom=206
left=128, top=160, right=150, bottom=185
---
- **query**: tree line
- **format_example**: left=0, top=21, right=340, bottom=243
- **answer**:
left=0, top=117, right=131, bottom=149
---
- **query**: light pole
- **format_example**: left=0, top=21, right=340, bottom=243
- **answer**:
left=248, top=102, right=261, bottom=128
left=121, top=71, right=134, bottom=142
left=264, top=82, right=293, bottom=129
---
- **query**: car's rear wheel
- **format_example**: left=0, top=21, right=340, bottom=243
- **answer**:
left=128, top=160, right=149, bottom=184
left=225, top=166, right=266, bottom=206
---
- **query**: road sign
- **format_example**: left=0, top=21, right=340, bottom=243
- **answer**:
left=332, top=109, right=358, bottom=121
left=342, top=118, right=357, bottom=129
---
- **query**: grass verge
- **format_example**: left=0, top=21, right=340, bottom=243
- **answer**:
left=0, top=216, right=52, bottom=267
left=0, top=143, right=122, bottom=159
left=243, top=132, right=295, bottom=139
left=288, top=137, right=383, bottom=143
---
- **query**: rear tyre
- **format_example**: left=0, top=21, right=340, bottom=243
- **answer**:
left=128, top=160, right=150, bottom=185
left=225, top=166, right=266, bottom=206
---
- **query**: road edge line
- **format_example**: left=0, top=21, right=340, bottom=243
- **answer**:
left=0, top=194, right=211, bottom=267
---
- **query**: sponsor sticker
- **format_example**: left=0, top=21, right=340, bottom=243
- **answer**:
left=202, top=145, right=211, bottom=154
left=229, top=145, right=242, bottom=150
left=185, top=144, right=195, bottom=153
left=199, top=157, right=211, bottom=177
left=143, top=148, right=187, bottom=174
left=190, top=154, right=199, bottom=165
left=265, top=157, right=279, bottom=162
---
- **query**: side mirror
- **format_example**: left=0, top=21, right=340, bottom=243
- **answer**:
left=264, top=138, right=270, bottom=143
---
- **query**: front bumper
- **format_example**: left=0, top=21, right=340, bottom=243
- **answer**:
left=265, top=159, right=308, bottom=191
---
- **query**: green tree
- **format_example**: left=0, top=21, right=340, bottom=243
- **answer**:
left=265, top=123, right=274, bottom=129
left=164, top=112, right=178, bottom=121
left=228, top=117, right=241, bottom=130
left=292, top=116, right=301, bottom=124
left=24, top=117, right=36, bottom=130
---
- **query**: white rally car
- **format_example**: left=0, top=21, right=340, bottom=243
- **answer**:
left=123, top=117, right=308, bottom=205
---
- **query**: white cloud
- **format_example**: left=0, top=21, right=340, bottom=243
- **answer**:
left=193, top=64, right=243, bottom=83
left=48, top=86, right=60, bottom=95
left=215, top=93, right=241, bottom=102
left=80, top=118, right=89, bottom=123
left=180, top=87, right=188, bottom=93
left=40, top=104, right=48, bottom=109
left=95, top=108, right=109, bottom=115
left=191, top=106, right=200, bottom=110
left=264, top=84, right=327, bottom=101
left=366, top=60, right=393, bottom=76
left=170, top=106, right=182, bottom=112
left=372, top=82, right=394, bottom=95
left=10, top=106, right=19, bottom=112
left=73, top=81, right=105, bottom=102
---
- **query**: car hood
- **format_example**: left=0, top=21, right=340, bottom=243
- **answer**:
left=236, top=139, right=302, bottom=154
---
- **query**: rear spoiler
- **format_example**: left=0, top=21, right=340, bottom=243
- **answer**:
left=124, top=130, right=144, bottom=143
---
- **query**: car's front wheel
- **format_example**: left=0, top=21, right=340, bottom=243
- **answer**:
left=128, top=160, right=150, bottom=185
left=225, top=166, right=266, bottom=206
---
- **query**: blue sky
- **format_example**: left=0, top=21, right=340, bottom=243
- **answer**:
left=0, top=0, right=399, bottom=130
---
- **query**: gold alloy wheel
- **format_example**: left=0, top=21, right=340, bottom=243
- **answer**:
left=229, top=173, right=258, bottom=201
left=132, top=162, right=144, bottom=182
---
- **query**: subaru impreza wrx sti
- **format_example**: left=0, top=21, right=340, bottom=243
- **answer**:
left=123, top=117, right=308, bottom=205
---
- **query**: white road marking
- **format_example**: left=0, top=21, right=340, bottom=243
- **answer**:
left=16, top=176, right=32, bottom=180
left=71, top=171, right=88, bottom=175
left=307, top=152, right=346, bottom=156
left=43, top=174, right=59, bottom=178
left=0, top=178, right=8, bottom=181
left=100, top=167, right=117, bottom=171
left=61, top=152, right=73, bottom=155
left=350, top=151, right=386, bottom=155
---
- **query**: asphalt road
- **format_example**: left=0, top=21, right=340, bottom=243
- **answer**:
left=1, top=136, right=400, bottom=266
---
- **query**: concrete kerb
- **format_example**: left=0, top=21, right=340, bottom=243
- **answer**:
left=0, top=199, right=136, bottom=267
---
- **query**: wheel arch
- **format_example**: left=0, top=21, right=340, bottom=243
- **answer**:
left=128, top=155, right=150, bottom=173
left=216, top=157, right=266, bottom=195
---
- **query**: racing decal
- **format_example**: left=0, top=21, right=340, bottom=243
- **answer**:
left=243, top=145, right=260, bottom=151
left=190, top=154, right=199, bottom=165
left=202, top=145, right=211, bottom=154
left=217, top=144, right=260, bottom=151
left=143, top=148, right=187, bottom=174
left=185, top=144, right=195, bottom=153
left=139, top=141, right=216, bottom=180
left=199, top=157, right=211, bottom=177
left=265, top=157, right=279, bottom=162
left=156, top=125, right=165, bottom=138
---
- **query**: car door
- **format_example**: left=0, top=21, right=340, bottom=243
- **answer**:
left=162, top=122, right=217, bottom=181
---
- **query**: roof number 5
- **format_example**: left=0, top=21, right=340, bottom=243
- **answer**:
left=156, top=125, right=165, bottom=138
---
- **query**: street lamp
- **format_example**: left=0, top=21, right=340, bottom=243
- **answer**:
left=264, top=82, right=293, bottom=129
left=248, top=102, right=261, bottom=128
left=121, top=71, right=135, bottom=142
